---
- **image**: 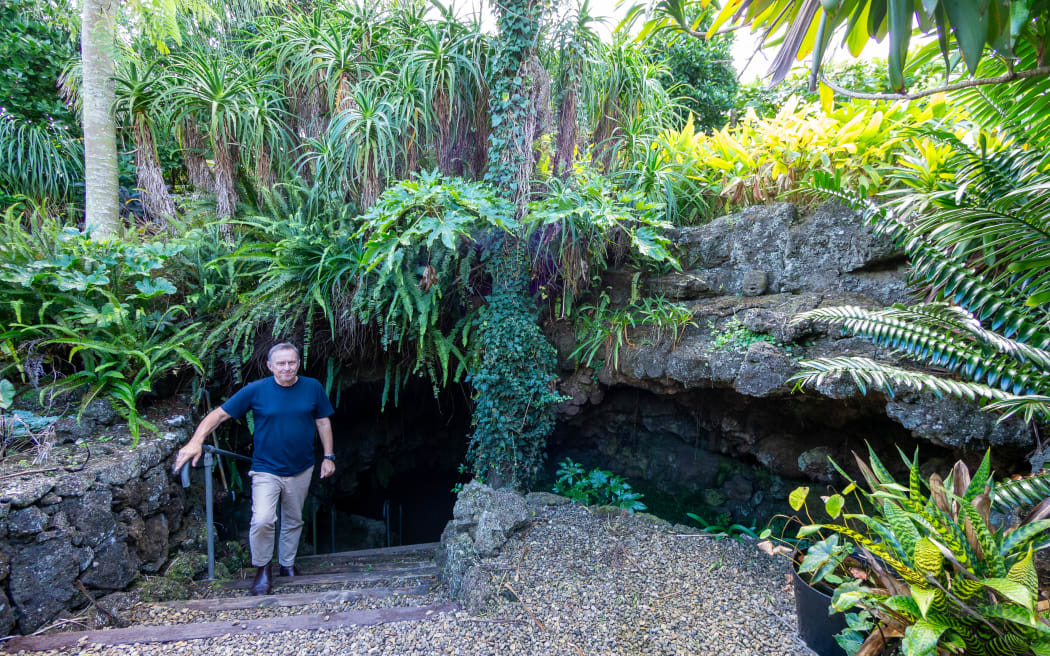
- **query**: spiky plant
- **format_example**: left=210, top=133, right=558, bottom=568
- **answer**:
left=113, top=55, right=177, bottom=224
left=167, top=48, right=253, bottom=233
left=791, top=139, right=1050, bottom=425
left=788, top=447, right=1050, bottom=656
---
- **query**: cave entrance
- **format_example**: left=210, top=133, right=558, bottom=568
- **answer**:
left=543, top=386, right=963, bottom=530
left=306, top=379, right=472, bottom=552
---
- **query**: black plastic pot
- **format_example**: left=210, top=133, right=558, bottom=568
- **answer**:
left=792, top=565, right=848, bottom=656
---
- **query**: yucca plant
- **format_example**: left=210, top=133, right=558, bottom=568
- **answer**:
left=781, top=447, right=1050, bottom=655
left=791, top=137, right=1050, bottom=425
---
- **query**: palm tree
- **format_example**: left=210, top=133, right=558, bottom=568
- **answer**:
left=81, top=0, right=120, bottom=238
left=406, top=22, right=481, bottom=175
left=168, top=48, right=252, bottom=233
left=329, top=84, right=403, bottom=211
left=792, top=138, right=1050, bottom=425
left=113, top=56, right=177, bottom=224
left=551, top=0, right=601, bottom=179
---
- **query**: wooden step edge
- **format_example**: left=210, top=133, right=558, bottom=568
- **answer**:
left=2, top=602, right=462, bottom=653
left=221, top=566, right=439, bottom=589
left=153, top=583, right=434, bottom=612
left=296, top=542, right=440, bottom=562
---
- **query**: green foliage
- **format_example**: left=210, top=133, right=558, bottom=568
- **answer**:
left=780, top=448, right=1050, bottom=656
left=0, top=224, right=202, bottom=442
left=215, top=172, right=512, bottom=395
left=465, top=284, right=564, bottom=488
left=648, top=29, right=737, bottom=131
left=0, top=0, right=77, bottom=126
left=526, top=171, right=677, bottom=319
left=692, top=0, right=1049, bottom=90
left=571, top=292, right=696, bottom=370
left=0, top=111, right=83, bottom=207
left=684, top=512, right=759, bottom=541
left=657, top=96, right=956, bottom=224
left=792, top=137, right=1050, bottom=423
left=553, top=458, right=647, bottom=512
left=707, top=317, right=774, bottom=352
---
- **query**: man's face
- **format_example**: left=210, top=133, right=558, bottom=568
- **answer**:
left=267, top=349, right=300, bottom=386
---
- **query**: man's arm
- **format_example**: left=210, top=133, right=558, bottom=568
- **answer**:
left=173, top=407, right=232, bottom=472
left=316, top=416, right=335, bottom=479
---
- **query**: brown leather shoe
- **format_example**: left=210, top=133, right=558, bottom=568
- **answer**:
left=249, top=563, right=272, bottom=596
left=278, top=564, right=299, bottom=577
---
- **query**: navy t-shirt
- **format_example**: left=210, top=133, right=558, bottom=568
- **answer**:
left=221, top=376, right=334, bottom=476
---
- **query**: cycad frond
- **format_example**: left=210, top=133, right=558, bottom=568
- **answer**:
left=789, top=356, right=1015, bottom=404
left=794, top=304, right=1050, bottom=394
left=993, top=469, right=1050, bottom=512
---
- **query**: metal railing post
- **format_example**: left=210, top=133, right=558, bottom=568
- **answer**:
left=204, top=450, right=215, bottom=581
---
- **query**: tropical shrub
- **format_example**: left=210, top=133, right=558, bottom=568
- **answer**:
left=526, top=171, right=676, bottom=319
left=657, top=95, right=957, bottom=224
left=777, top=448, right=1050, bottom=656
left=553, top=457, right=647, bottom=512
left=0, top=223, right=202, bottom=441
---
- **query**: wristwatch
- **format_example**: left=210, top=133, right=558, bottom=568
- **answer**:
left=323, top=455, right=335, bottom=462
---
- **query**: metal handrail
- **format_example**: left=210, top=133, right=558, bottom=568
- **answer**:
left=178, top=445, right=251, bottom=580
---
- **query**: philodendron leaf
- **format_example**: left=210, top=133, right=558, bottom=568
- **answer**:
left=790, top=486, right=810, bottom=511
left=982, top=578, right=1035, bottom=612
left=0, top=379, right=14, bottom=410
left=903, top=618, right=948, bottom=656
left=831, top=580, right=867, bottom=611
left=825, top=493, right=845, bottom=518
left=134, top=277, right=177, bottom=298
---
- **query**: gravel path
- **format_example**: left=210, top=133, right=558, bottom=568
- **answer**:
left=15, top=504, right=816, bottom=656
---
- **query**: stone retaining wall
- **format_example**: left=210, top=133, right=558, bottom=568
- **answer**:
left=0, top=404, right=192, bottom=634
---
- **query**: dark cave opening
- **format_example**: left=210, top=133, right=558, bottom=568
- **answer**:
left=312, top=379, right=472, bottom=550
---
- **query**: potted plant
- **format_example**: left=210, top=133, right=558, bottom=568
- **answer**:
left=762, top=447, right=1050, bottom=656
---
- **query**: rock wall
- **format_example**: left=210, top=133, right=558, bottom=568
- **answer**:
left=0, top=402, right=191, bottom=634
left=550, top=202, right=1033, bottom=482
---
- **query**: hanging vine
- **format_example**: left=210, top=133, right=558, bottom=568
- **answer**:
left=466, top=0, right=563, bottom=488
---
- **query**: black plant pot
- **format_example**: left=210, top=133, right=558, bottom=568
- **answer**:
left=792, top=566, right=847, bottom=656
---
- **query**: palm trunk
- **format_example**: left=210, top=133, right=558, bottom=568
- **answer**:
left=553, top=86, right=578, bottom=179
left=133, top=115, right=177, bottom=223
left=181, top=119, right=214, bottom=192
left=434, top=89, right=454, bottom=175
left=359, top=152, right=380, bottom=211
left=212, top=125, right=238, bottom=238
left=81, top=0, right=120, bottom=239
left=255, top=142, right=275, bottom=198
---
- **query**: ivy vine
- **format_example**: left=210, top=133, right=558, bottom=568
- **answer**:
left=466, top=0, right=563, bottom=488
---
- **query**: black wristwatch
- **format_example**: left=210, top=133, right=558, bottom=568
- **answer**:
left=323, top=455, right=335, bottom=462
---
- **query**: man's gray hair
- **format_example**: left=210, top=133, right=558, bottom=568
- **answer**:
left=267, top=342, right=301, bottom=362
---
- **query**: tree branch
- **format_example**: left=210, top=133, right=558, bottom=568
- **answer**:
left=818, top=66, right=1050, bottom=101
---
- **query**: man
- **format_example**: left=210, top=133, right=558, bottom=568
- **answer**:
left=173, top=342, right=335, bottom=596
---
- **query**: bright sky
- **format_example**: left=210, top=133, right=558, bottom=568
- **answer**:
left=444, top=0, right=893, bottom=86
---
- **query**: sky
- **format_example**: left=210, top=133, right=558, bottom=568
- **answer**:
left=447, top=0, right=891, bottom=85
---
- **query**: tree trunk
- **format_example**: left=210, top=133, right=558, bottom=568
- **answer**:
left=133, top=116, right=177, bottom=224
left=359, top=152, right=380, bottom=211
left=181, top=119, right=214, bottom=192
left=212, top=125, right=238, bottom=239
left=81, top=0, right=119, bottom=239
left=553, top=86, right=578, bottom=179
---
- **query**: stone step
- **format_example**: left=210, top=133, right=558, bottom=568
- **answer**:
left=2, top=602, right=462, bottom=652
left=297, top=541, right=440, bottom=563
left=221, top=565, right=439, bottom=590
left=151, top=583, right=434, bottom=612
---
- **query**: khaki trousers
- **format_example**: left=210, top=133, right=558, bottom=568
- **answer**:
left=248, top=467, right=313, bottom=567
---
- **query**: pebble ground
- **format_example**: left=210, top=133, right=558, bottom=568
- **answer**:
left=17, top=503, right=815, bottom=656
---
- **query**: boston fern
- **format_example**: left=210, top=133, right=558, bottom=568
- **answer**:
left=791, top=139, right=1050, bottom=424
